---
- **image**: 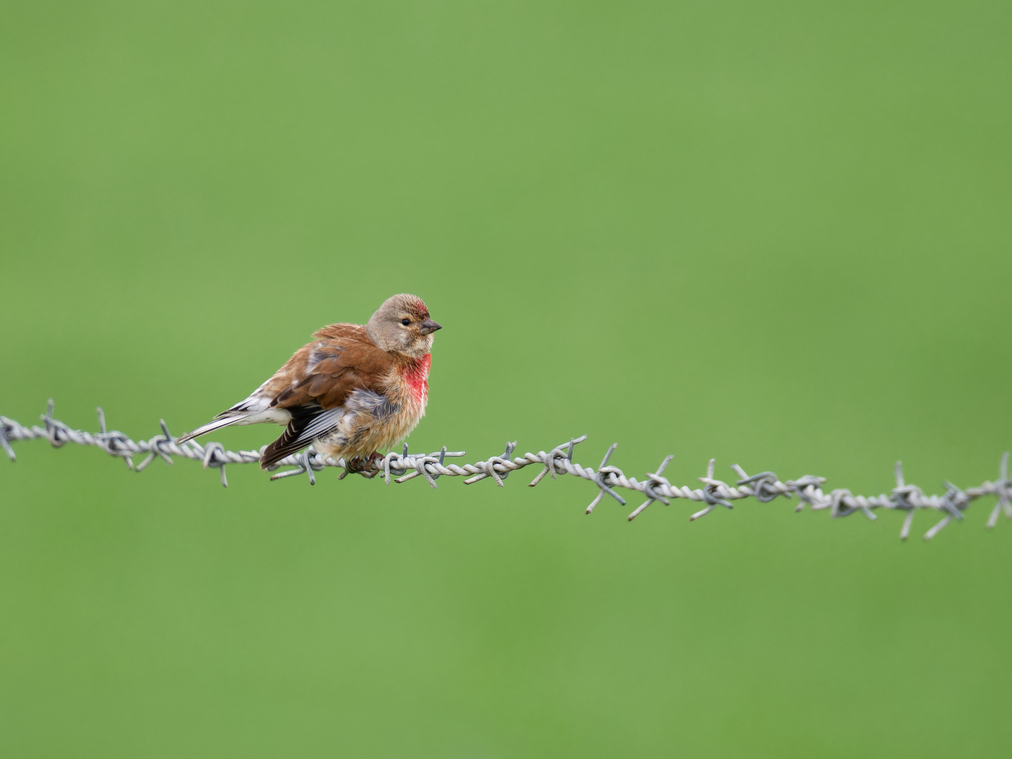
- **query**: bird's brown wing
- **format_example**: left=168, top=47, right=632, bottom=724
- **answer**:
left=259, top=337, right=393, bottom=468
left=270, top=341, right=391, bottom=410
left=311, top=323, right=370, bottom=342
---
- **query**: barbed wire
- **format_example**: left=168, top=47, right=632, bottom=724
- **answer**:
left=2, top=401, right=1010, bottom=541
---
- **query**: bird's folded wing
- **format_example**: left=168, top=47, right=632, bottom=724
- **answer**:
left=260, top=340, right=392, bottom=467
left=259, top=404, right=344, bottom=465
left=311, top=323, right=370, bottom=342
left=270, top=341, right=391, bottom=411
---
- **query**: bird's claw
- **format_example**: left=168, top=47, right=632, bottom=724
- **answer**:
left=345, top=451, right=384, bottom=478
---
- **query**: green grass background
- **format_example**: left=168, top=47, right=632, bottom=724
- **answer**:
left=2, top=1, right=1010, bottom=756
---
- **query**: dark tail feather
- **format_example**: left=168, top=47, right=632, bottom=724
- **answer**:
left=260, top=429, right=311, bottom=468
left=259, top=404, right=339, bottom=469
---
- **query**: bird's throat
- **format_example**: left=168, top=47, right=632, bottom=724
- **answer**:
left=402, top=353, right=431, bottom=402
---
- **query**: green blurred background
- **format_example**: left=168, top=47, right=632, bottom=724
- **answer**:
left=2, top=1, right=1010, bottom=756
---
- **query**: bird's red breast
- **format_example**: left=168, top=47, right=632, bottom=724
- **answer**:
left=401, top=353, right=431, bottom=404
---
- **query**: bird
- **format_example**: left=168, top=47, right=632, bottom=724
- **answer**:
left=175, top=294, right=442, bottom=472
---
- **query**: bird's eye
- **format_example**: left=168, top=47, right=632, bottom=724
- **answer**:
left=401, top=318, right=410, bottom=326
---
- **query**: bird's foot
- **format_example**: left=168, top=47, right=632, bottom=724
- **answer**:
left=345, top=451, right=384, bottom=478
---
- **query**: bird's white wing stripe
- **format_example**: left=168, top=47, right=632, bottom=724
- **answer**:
left=292, top=408, right=345, bottom=447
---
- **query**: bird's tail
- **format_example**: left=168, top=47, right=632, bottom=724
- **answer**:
left=175, top=415, right=244, bottom=445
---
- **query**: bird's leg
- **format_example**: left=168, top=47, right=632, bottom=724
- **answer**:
left=345, top=451, right=384, bottom=478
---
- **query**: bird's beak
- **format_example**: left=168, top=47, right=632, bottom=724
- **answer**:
left=420, top=318, right=442, bottom=335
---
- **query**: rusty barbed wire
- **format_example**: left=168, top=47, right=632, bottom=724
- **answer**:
left=2, top=401, right=1010, bottom=541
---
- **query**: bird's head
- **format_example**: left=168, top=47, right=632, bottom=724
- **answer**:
left=366, top=294, right=442, bottom=358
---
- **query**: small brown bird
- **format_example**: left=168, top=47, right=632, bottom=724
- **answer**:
left=176, top=294, right=441, bottom=470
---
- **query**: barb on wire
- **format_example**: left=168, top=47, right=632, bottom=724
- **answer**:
left=2, top=402, right=1010, bottom=542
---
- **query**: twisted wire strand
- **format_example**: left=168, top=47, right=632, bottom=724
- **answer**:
left=2, top=402, right=1010, bottom=541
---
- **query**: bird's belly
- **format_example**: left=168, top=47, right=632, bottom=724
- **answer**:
left=315, top=388, right=426, bottom=460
